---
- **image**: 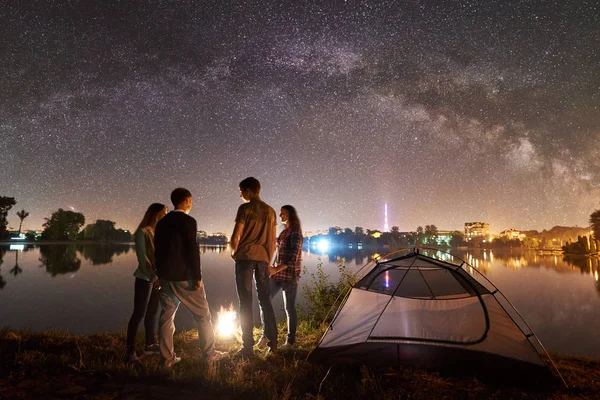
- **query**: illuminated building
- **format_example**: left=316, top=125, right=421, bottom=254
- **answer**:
left=464, top=222, right=491, bottom=241
left=499, top=229, right=526, bottom=240
left=435, top=230, right=454, bottom=245
left=303, top=229, right=330, bottom=238
left=370, top=230, right=382, bottom=238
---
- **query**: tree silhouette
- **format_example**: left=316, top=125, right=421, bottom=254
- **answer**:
left=0, top=196, right=17, bottom=239
left=16, top=209, right=29, bottom=235
left=424, top=225, right=438, bottom=244
left=590, top=209, right=600, bottom=241
left=41, top=209, right=85, bottom=240
left=79, top=219, right=132, bottom=241
left=416, top=226, right=424, bottom=245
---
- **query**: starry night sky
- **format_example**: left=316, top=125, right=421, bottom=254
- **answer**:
left=1, top=0, right=598, bottom=234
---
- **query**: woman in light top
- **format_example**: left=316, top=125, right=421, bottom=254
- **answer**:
left=124, top=203, right=168, bottom=362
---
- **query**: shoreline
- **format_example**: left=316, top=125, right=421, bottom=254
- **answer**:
left=0, top=240, right=135, bottom=245
left=1, top=327, right=599, bottom=399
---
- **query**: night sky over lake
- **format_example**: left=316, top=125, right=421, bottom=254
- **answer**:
left=1, top=0, right=598, bottom=234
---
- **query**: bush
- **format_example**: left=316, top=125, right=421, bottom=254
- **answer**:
left=302, top=258, right=356, bottom=328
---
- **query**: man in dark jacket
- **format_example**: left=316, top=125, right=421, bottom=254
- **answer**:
left=155, top=187, right=222, bottom=367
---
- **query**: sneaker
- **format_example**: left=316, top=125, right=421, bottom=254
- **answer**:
left=265, top=342, right=278, bottom=356
left=234, top=347, right=254, bottom=358
left=144, top=343, right=160, bottom=355
left=123, top=351, right=140, bottom=363
left=162, top=356, right=182, bottom=368
left=279, top=343, right=295, bottom=351
left=205, top=350, right=227, bottom=362
left=254, top=337, right=269, bottom=350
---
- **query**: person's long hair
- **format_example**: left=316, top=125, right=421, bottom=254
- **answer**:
left=137, top=203, right=167, bottom=230
left=282, top=205, right=301, bottom=232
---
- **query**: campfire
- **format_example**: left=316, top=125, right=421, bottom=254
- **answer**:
left=216, top=303, right=238, bottom=338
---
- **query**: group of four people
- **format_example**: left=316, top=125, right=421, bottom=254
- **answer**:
left=124, top=177, right=303, bottom=366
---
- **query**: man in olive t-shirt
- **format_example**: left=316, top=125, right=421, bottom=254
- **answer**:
left=230, top=177, right=278, bottom=356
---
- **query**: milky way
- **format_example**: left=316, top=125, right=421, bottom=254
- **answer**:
left=1, top=0, right=598, bottom=234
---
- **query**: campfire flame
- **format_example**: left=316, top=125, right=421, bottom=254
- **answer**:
left=216, top=303, right=238, bottom=338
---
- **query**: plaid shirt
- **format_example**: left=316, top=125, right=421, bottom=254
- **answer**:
left=272, top=227, right=303, bottom=282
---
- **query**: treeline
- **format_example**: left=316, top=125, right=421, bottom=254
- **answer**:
left=308, top=225, right=466, bottom=249
left=39, top=209, right=132, bottom=242
left=0, top=197, right=19, bottom=239
left=562, top=235, right=600, bottom=255
left=0, top=196, right=131, bottom=242
left=561, top=209, right=600, bottom=255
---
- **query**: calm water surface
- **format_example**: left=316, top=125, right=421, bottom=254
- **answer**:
left=1, top=244, right=599, bottom=358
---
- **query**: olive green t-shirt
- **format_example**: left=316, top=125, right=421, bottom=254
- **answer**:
left=235, top=200, right=277, bottom=263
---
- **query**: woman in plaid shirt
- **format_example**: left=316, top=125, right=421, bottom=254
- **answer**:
left=258, top=205, right=303, bottom=350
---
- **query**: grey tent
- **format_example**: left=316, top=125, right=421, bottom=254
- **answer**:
left=309, top=249, right=564, bottom=384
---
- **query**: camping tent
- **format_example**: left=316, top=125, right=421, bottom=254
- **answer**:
left=309, top=249, right=562, bottom=383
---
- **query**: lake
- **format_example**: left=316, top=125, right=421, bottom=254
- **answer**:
left=0, top=244, right=599, bottom=358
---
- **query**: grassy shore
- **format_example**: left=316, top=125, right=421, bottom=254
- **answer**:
left=1, top=323, right=599, bottom=400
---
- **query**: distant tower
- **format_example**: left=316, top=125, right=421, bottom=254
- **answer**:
left=384, top=203, right=389, bottom=232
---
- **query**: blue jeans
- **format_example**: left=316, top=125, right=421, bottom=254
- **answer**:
left=235, top=259, right=278, bottom=350
left=262, top=279, right=298, bottom=345
left=126, top=278, right=160, bottom=353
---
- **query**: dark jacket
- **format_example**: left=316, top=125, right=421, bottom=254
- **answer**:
left=155, top=211, right=201, bottom=281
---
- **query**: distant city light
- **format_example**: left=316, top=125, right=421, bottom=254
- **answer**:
left=316, top=238, right=330, bottom=252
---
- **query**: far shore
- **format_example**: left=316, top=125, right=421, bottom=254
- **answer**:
left=0, top=240, right=229, bottom=246
left=0, top=240, right=134, bottom=245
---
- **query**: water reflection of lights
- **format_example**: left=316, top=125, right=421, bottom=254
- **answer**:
left=489, top=251, right=494, bottom=262
left=595, top=271, right=599, bottom=282
left=385, top=270, right=390, bottom=288
left=9, top=244, right=25, bottom=251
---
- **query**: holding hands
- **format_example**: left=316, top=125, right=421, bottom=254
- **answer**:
left=269, top=264, right=287, bottom=277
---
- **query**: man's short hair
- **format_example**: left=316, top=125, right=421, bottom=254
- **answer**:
left=239, top=177, right=261, bottom=194
left=171, top=187, right=192, bottom=208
